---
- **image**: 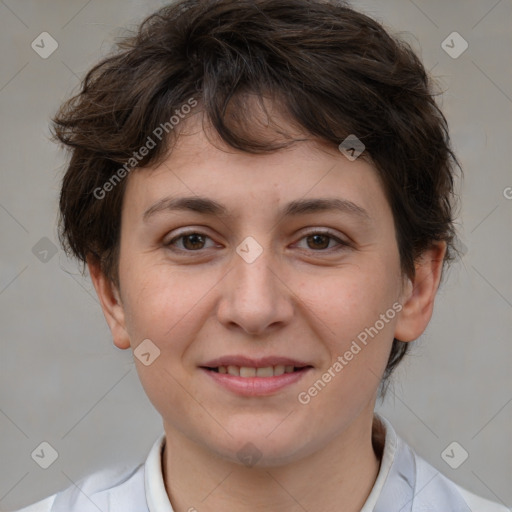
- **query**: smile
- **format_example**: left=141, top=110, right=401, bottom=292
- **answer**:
left=200, top=365, right=313, bottom=396
left=206, top=365, right=303, bottom=377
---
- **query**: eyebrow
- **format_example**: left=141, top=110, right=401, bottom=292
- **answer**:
left=143, top=196, right=371, bottom=223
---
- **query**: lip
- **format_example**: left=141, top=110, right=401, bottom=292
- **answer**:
left=201, top=355, right=312, bottom=368
left=200, top=355, right=313, bottom=397
left=201, top=367, right=312, bottom=396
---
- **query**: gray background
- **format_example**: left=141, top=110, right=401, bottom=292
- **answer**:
left=1, top=0, right=511, bottom=509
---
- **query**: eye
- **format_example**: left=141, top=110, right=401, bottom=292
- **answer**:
left=165, top=231, right=217, bottom=252
left=295, top=230, right=350, bottom=252
left=164, top=229, right=350, bottom=254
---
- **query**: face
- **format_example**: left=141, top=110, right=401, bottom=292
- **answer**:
left=95, top=115, right=426, bottom=467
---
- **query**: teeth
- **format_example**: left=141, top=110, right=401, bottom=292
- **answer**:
left=215, top=365, right=300, bottom=377
left=227, top=365, right=239, bottom=376
left=274, top=365, right=285, bottom=376
left=240, top=367, right=256, bottom=377
left=256, top=366, right=273, bottom=377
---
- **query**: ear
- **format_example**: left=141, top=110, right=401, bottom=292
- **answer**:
left=87, top=257, right=131, bottom=350
left=394, top=241, right=447, bottom=343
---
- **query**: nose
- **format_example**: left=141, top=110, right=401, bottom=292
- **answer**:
left=216, top=242, right=294, bottom=336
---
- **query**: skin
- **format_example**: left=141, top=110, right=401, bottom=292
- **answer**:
left=89, top=110, right=446, bottom=512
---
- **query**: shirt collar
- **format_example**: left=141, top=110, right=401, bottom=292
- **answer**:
left=145, top=414, right=407, bottom=512
left=361, top=413, right=416, bottom=511
left=145, top=433, right=174, bottom=512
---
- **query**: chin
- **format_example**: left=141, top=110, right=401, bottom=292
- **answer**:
left=204, top=427, right=310, bottom=468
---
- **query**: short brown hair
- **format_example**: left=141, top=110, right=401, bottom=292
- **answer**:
left=52, top=0, right=461, bottom=384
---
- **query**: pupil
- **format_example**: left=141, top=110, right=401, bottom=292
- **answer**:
left=308, top=234, right=329, bottom=250
left=185, top=234, right=204, bottom=250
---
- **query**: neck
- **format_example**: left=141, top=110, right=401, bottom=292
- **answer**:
left=162, top=410, right=383, bottom=512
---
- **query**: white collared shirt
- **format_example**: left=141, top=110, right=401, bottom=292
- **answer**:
left=11, top=415, right=509, bottom=512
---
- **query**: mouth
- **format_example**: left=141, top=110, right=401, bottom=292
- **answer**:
left=202, top=365, right=312, bottom=377
left=201, top=364, right=312, bottom=378
left=199, top=357, right=313, bottom=396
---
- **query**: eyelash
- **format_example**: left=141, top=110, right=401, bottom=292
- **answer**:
left=164, top=229, right=350, bottom=254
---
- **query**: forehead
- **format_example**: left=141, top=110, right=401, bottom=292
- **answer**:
left=122, top=115, right=390, bottom=225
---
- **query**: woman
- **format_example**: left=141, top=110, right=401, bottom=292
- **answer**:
left=12, top=0, right=508, bottom=510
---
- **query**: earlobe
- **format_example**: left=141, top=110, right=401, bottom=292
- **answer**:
left=87, top=258, right=131, bottom=350
left=393, top=242, right=447, bottom=343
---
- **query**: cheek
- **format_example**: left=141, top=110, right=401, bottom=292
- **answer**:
left=294, top=262, right=400, bottom=408
left=299, top=264, right=399, bottom=345
left=120, top=262, right=222, bottom=349
left=118, top=265, right=211, bottom=414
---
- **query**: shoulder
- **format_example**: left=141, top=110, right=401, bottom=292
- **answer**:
left=454, top=483, right=511, bottom=512
left=374, top=415, right=510, bottom=512
left=7, top=434, right=168, bottom=512
left=6, top=463, right=147, bottom=512
left=411, top=442, right=509, bottom=512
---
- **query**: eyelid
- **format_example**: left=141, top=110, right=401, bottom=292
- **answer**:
left=296, top=227, right=347, bottom=240
left=292, top=228, right=351, bottom=250
left=164, top=228, right=218, bottom=250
